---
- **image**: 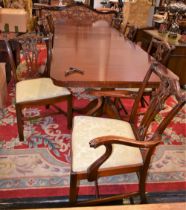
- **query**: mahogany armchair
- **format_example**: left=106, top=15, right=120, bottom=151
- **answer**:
left=4, top=34, right=72, bottom=141
left=70, top=61, right=185, bottom=206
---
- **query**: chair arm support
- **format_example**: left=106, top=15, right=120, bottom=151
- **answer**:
left=89, top=135, right=161, bottom=149
left=87, top=135, right=160, bottom=181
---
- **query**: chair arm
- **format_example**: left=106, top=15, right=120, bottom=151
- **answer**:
left=89, top=135, right=161, bottom=149
left=87, top=135, right=160, bottom=181
left=88, top=90, right=137, bottom=99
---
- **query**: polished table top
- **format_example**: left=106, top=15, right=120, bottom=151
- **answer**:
left=51, top=21, right=160, bottom=88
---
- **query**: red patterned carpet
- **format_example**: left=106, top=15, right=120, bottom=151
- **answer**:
left=0, top=82, right=185, bottom=199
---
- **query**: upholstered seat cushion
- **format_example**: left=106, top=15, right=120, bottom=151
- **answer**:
left=72, top=116, right=143, bottom=172
left=16, top=78, right=71, bottom=103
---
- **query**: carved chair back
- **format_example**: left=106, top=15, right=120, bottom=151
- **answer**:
left=147, top=38, right=174, bottom=66
left=45, top=13, right=55, bottom=47
left=129, top=62, right=185, bottom=141
left=35, top=13, right=55, bottom=46
left=112, top=12, right=123, bottom=30
left=57, top=4, right=117, bottom=25
left=5, top=33, right=52, bottom=83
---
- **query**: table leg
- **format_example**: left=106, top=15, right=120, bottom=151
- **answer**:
left=73, top=96, right=121, bottom=119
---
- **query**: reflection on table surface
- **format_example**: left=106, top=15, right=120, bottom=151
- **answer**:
left=51, top=21, right=159, bottom=88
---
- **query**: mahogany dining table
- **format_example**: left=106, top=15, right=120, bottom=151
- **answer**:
left=51, top=20, right=159, bottom=89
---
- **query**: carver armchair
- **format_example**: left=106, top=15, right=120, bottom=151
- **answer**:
left=4, top=34, right=72, bottom=141
left=70, top=61, right=185, bottom=206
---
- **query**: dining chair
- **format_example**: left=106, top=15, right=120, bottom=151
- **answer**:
left=147, top=38, right=174, bottom=66
left=112, top=13, right=123, bottom=31
left=69, top=61, right=185, bottom=206
left=45, top=13, right=55, bottom=47
left=36, top=13, right=55, bottom=47
left=4, top=34, right=72, bottom=141
left=123, top=22, right=138, bottom=42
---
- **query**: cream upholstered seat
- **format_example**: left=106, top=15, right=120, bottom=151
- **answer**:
left=16, top=78, right=71, bottom=103
left=72, top=116, right=143, bottom=172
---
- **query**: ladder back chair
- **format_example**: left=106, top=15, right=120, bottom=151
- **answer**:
left=4, top=34, right=72, bottom=141
left=70, top=61, right=185, bottom=206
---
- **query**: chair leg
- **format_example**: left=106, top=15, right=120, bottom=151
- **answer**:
left=115, top=98, right=128, bottom=115
left=140, top=97, right=146, bottom=108
left=70, top=173, right=79, bottom=205
left=46, top=104, right=50, bottom=109
left=129, top=197, right=134, bottom=204
left=67, top=95, right=73, bottom=129
left=104, top=97, right=121, bottom=119
left=139, top=170, right=147, bottom=204
left=16, top=104, right=24, bottom=141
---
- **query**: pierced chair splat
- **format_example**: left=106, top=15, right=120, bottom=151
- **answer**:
left=69, top=61, right=186, bottom=206
left=5, top=34, right=72, bottom=141
left=147, top=38, right=175, bottom=66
